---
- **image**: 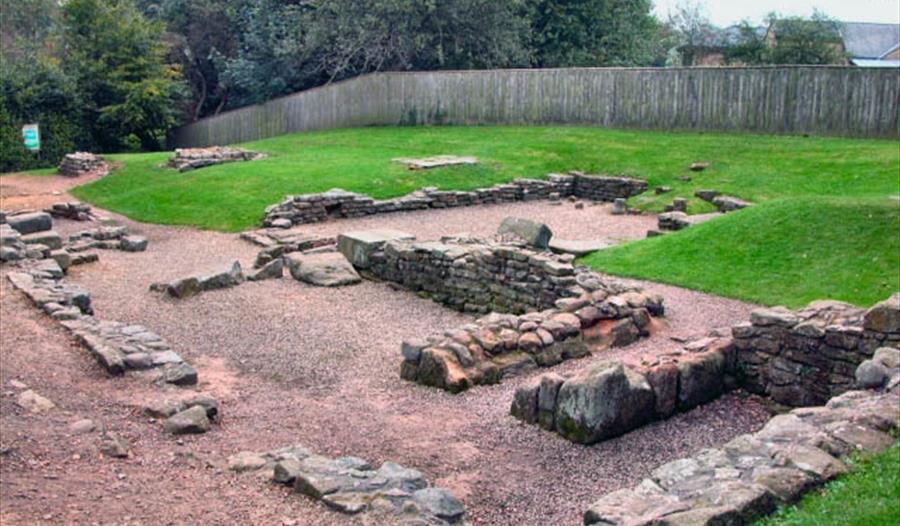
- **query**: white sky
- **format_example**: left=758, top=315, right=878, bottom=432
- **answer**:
left=653, top=0, right=900, bottom=26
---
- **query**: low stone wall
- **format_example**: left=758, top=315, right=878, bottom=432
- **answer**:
left=59, top=152, right=107, bottom=177
left=169, top=146, right=263, bottom=172
left=7, top=265, right=198, bottom=385
left=511, top=336, right=731, bottom=442
left=227, top=444, right=466, bottom=524
left=732, top=294, right=900, bottom=406
left=365, top=237, right=646, bottom=314
left=401, top=287, right=664, bottom=392
left=583, top=386, right=899, bottom=525
left=262, top=172, right=648, bottom=227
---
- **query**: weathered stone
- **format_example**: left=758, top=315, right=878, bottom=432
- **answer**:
left=497, top=217, right=553, bottom=248
left=7, top=212, right=52, bottom=235
left=676, top=350, right=725, bottom=410
left=163, top=405, right=210, bottom=435
left=199, top=260, right=243, bottom=290
left=856, top=360, right=888, bottom=389
left=863, top=293, right=900, bottom=333
left=285, top=252, right=361, bottom=287
left=228, top=451, right=268, bottom=472
left=548, top=239, right=607, bottom=256
left=167, top=277, right=201, bottom=298
left=100, top=433, right=130, bottom=458
left=16, top=389, right=55, bottom=413
left=646, top=363, right=679, bottom=418
left=247, top=257, right=283, bottom=281
left=411, top=488, right=465, bottom=522
left=69, top=418, right=96, bottom=434
left=510, top=381, right=539, bottom=424
left=537, top=373, right=565, bottom=430
left=21, top=230, right=62, bottom=250
left=120, top=235, right=148, bottom=252
left=337, top=229, right=415, bottom=269
left=159, top=362, right=198, bottom=386
left=554, top=361, right=655, bottom=444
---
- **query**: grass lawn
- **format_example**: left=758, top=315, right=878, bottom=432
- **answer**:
left=5, top=125, right=896, bottom=307
left=583, top=197, right=900, bottom=308
left=58, top=126, right=899, bottom=231
left=754, top=443, right=900, bottom=526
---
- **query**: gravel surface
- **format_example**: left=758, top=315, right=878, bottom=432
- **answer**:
left=1, top=200, right=771, bottom=526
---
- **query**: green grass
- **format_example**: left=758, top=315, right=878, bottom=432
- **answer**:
left=583, top=197, right=900, bottom=308
left=54, top=125, right=899, bottom=231
left=6, top=125, right=897, bottom=307
left=754, top=443, right=900, bottom=526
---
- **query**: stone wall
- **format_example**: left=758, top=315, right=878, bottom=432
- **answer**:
left=732, top=294, right=900, bottom=407
left=511, top=336, right=731, bottom=443
left=7, top=265, right=197, bottom=385
left=365, top=237, right=651, bottom=315
left=169, top=146, right=263, bottom=172
left=262, top=173, right=648, bottom=227
left=583, top=386, right=899, bottom=525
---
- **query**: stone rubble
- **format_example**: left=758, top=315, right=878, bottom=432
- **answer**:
left=496, top=217, right=553, bottom=248
left=401, top=285, right=664, bottom=392
left=263, top=172, right=648, bottom=227
left=169, top=146, right=264, bottom=172
left=6, top=255, right=215, bottom=435
left=58, top=152, right=107, bottom=177
left=239, top=228, right=335, bottom=269
left=45, top=201, right=94, bottom=221
left=582, top=386, right=899, bottom=525
left=228, top=445, right=467, bottom=524
left=67, top=226, right=148, bottom=253
left=151, top=260, right=244, bottom=299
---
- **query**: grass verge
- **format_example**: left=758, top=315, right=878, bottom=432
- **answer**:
left=582, top=197, right=900, bottom=308
left=753, top=443, right=900, bottom=526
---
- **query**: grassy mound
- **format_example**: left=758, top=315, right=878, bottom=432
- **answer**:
left=583, top=197, right=900, bottom=308
left=60, top=125, right=899, bottom=231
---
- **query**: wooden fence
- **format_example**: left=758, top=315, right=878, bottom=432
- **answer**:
left=168, top=66, right=900, bottom=147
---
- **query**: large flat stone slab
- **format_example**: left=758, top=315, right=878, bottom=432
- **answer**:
left=337, top=229, right=415, bottom=269
left=285, top=252, right=361, bottom=287
left=392, top=155, right=478, bottom=170
left=549, top=238, right=608, bottom=256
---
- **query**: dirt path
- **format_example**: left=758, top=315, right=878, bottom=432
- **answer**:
left=0, top=171, right=108, bottom=213
left=1, top=197, right=771, bottom=526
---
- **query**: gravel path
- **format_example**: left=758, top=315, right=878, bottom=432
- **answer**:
left=1, top=200, right=770, bottom=526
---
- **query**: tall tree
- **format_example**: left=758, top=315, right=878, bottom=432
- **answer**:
left=527, top=0, right=657, bottom=67
left=667, top=0, right=715, bottom=66
left=766, top=12, right=846, bottom=65
left=61, top=0, right=184, bottom=151
left=724, top=21, right=768, bottom=65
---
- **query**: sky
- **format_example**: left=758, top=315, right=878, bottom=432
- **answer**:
left=653, top=0, right=900, bottom=26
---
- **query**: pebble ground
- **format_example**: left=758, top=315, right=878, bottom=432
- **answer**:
left=1, top=198, right=771, bottom=526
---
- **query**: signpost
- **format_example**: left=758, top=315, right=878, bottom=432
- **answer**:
left=22, top=124, right=40, bottom=152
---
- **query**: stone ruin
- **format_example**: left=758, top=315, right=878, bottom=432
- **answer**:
left=45, top=201, right=94, bottom=221
left=228, top=445, right=466, bottom=524
left=3, top=211, right=214, bottom=436
left=512, top=336, right=731, bottom=443
left=263, top=172, right=648, bottom=227
left=58, top=152, right=107, bottom=177
left=583, top=386, right=898, bottom=526
left=734, top=294, right=900, bottom=406
left=511, top=294, right=899, bottom=446
left=169, top=146, right=264, bottom=172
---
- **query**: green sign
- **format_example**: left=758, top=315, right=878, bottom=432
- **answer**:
left=22, top=124, right=40, bottom=152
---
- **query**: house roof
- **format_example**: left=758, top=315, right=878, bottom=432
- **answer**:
left=840, top=22, right=900, bottom=59
left=850, top=58, right=900, bottom=68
